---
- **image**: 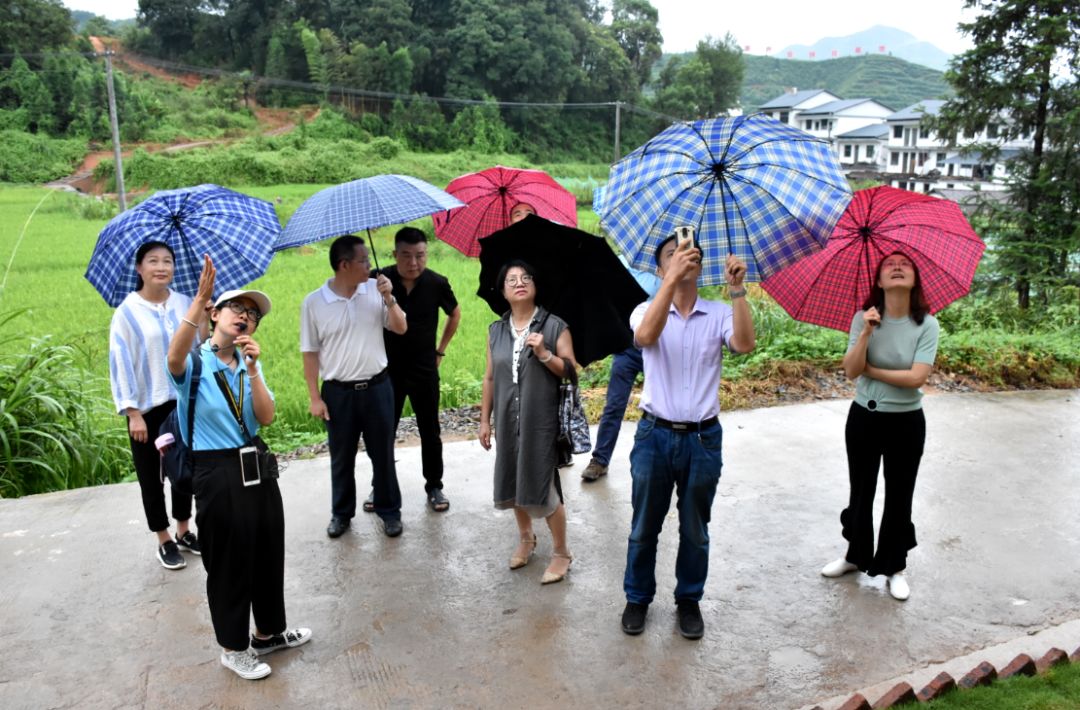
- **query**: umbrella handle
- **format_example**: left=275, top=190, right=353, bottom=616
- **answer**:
left=366, top=228, right=381, bottom=273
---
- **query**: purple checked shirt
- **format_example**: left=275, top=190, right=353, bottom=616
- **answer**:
left=630, top=298, right=736, bottom=422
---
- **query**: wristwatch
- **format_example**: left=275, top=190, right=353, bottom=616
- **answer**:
left=728, top=287, right=747, bottom=299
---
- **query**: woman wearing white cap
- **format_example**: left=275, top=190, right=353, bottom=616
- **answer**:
left=167, top=256, right=310, bottom=680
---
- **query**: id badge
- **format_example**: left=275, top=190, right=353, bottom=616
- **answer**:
left=239, top=446, right=261, bottom=486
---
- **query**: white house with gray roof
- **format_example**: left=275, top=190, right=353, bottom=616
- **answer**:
left=835, top=123, right=889, bottom=169
left=796, top=98, right=894, bottom=140
left=757, top=89, right=841, bottom=127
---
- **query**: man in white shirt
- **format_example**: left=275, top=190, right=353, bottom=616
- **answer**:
left=301, top=236, right=408, bottom=539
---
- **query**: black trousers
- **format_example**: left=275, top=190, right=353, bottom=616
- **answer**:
left=193, top=449, right=286, bottom=651
left=323, top=377, right=401, bottom=521
left=390, top=366, right=443, bottom=492
left=841, top=402, right=926, bottom=576
left=128, top=401, right=192, bottom=532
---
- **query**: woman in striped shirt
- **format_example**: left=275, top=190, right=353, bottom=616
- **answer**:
left=108, top=241, right=201, bottom=570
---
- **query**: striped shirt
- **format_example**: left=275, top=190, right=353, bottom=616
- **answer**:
left=108, top=290, right=195, bottom=415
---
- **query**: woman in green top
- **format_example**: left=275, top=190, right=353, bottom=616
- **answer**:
left=820, top=251, right=940, bottom=601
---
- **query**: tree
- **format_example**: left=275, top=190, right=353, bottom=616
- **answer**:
left=610, top=0, right=662, bottom=89
left=136, top=0, right=202, bottom=59
left=653, top=35, right=744, bottom=119
left=0, top=0, right=73, bottom=55
left=0, top=56, right=55, bottom=134
left=932, top=0, right=1080, bottom=307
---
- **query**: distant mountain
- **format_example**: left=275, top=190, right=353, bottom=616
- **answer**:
left=741, top=53, right=953, bottom=112
left=774, top=25, right=953, bottom=71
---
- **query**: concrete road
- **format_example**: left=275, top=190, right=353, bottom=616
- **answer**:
left=1, top=390, right=1077, bottom=709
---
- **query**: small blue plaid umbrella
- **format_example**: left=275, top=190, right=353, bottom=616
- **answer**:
left=85, top=184, right=281, bottom=307
left=599, top=114, right=853, bottom=284
left=275, top=175, right=464, bottom=267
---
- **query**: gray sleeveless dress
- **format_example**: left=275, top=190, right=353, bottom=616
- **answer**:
left=489, top=307, right=567, bottom=518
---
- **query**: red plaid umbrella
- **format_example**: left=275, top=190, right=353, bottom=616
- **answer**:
left=761, top=185, right=986, bottom=331
left=432, top=166, right=577, bottom=257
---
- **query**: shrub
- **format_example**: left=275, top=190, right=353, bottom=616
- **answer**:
left=0, top=312, right=132, bottom=497
left=0, top=130, right=86, bottom=183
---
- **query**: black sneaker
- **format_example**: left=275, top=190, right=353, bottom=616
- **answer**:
left=175, top=530, right=201, bottom=555
left=158, top=540, right=186, bottom=570
left=250, top=627, right=313, bottom=656
left=621, top=602, right=648, bottom=635
left=676, top=599, right=704, bottom=639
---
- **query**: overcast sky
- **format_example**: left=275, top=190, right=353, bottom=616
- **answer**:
left=64, top=0, right=976, bottom=55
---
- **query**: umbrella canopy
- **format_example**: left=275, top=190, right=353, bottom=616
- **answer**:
left=477, top=215, right=648, bottom=367
left=591, top=184, right=606, bottom=215
left=761, top=185, right=986, bottom=332
left=85, top=184, right=280, bottom=307
left=432, top=166, right=578, bottom=257
left=599, top=114, right=852, bottom=285
left=275, top=174, right=464, bottom=251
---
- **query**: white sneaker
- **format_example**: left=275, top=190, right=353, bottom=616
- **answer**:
left=220, top=648, right=271, bottom=680
left=820, top=558, right=859, bottom=578
left=887, top=573, right=910, bottom=601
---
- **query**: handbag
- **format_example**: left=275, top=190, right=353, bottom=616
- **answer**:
left=156, top=354, right=202, bottom=495
left=555, top=357, right=591, bottom=460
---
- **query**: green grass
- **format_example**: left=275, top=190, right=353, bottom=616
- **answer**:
left=896, top=662, right=1080, bottom=709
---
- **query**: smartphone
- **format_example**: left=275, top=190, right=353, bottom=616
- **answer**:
left=676, top=225, right=695, bottom=248
left=239, top=446, right=261, bottom=487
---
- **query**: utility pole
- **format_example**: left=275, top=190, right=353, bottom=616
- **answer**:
left=613, top=101, right=622, bottom=164
left=104, top=50, right=127, bottom=211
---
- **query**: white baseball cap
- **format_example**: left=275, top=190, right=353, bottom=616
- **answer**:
left=213, top=289, right=272, bottom=317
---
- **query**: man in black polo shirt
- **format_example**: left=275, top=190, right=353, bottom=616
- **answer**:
left=373, top=227, right=461, bottom=512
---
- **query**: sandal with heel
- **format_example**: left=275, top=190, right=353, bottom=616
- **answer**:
left=541, top=551, right=574, bottom=585
left=509, top=534, right=537, bottom=570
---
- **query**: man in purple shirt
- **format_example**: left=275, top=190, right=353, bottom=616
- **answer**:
left=620, top=233, right=755, bottom=640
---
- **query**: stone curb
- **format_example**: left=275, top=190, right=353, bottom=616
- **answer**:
left=819, top=644, right=1080, bottom=709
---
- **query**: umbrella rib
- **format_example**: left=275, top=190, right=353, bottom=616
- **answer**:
left=731, top=161, right=847, bottom=189
left=687, top=120, right=722, bottom=167
left=725, top=178, right=769, bottom=278
left=726, top=135, right=833, bottom=164
left=726, top=172, right=834, bottom=247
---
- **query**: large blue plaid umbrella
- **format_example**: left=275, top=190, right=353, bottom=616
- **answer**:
left=599, top=114, right=852, bottom=284
left=85, top=184, right=281, bottom=307
left=275, top=175, right=464, bottom=267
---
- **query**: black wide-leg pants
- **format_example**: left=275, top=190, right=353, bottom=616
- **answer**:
left=841, top=402, right=926, bottom=577
left=193, top=450, right=286, bottom=651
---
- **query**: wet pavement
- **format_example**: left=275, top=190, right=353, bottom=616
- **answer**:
left=1, top=389, right=1078, bottom=710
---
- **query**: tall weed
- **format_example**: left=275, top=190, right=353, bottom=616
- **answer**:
left=0, top=311, right=131, bottom=497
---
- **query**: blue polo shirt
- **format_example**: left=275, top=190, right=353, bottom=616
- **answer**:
left=167, top=344, right=274, bottom=450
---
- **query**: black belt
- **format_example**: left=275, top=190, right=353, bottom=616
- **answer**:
left=643, top=412, right=719, bottom=432
left=326, top=368, right=389, bottom=390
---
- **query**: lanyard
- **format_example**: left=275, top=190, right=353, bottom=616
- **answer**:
left=213, top=369, right=253, bottom=441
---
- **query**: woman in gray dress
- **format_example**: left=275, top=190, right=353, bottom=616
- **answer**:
left=479, top=260, right=577, bottom=584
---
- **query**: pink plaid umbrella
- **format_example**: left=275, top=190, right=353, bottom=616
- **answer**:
left=761, top=185, right=986, bottom=332
left=432, top=166, right=577, bottom=257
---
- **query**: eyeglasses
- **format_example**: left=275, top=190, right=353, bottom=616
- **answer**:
left=882, top=259, right=913, bottom=270
left=505, top=274, right=534, bottom=287
left=221, top=301, right=262, bottom=322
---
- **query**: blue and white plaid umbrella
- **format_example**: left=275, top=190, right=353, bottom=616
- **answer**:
left=275, top=175, right=464, bottom=256
left=85, top=184, right=281, bottom=307
left=599, top=114, right=853, bottom=284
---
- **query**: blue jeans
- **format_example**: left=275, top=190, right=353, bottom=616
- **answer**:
left=623, top=416, right=723, bottom=605
left=592, top=347, right=644, bottom=466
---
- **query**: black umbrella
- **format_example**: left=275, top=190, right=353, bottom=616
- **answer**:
left=477, top=215, right=649, bottom=367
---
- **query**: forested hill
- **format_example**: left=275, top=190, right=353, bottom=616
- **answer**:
left=740, top=54, right=952, bottom=112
